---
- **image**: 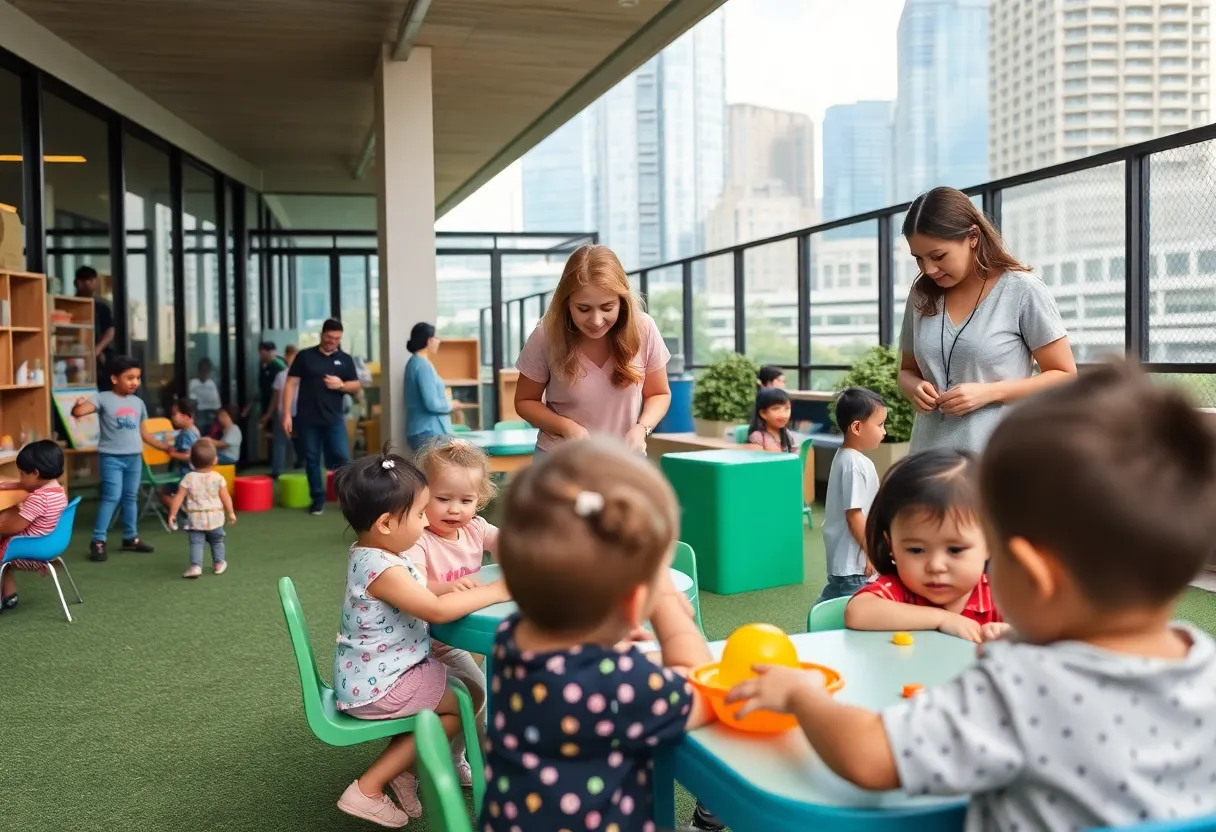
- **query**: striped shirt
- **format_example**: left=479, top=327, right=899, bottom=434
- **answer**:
left=854, top=572, right=1002, bottom=625
left=1, top=483, right=68, bottom=570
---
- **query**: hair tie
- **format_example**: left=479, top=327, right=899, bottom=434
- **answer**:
left=573, top=490, right=604, bottom=518
left=381, top=459, right=396, bottom=470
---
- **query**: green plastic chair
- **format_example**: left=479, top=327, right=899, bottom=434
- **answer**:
left=276, top=576, right=486, bottom=811
left=806, top=595, right=850, bottom=633
left=278, top=473, right=311, bottom=508
left=799, top=438, right=814, bottom=529
left=111, top=458, right=179, bottom=533
left=451, top=424, right=471, bottom=433
left=415, top=709, right=476, bottom=832
left=673, top=541, right=704, bottom=634
left=493, top=420, right=529, bottom=430
left=733, top=424, right=750, bottom=443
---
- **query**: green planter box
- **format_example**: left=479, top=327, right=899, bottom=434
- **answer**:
left=661, top=450, right=804, bottom=595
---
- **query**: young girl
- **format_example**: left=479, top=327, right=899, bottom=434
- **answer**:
left=843, top=448, right=1009, bottom=643
left=406, top=438, right=499, bottom=785
left=331, top=447, right=509, bottom=828
left=167, top=440, right=236, bottom=578
left=747, top=386, right=795, bottom=452
left=482, top=438, right=715, bottom=832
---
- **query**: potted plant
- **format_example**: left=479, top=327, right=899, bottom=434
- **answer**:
left=832, top=345, right=913, bottom=477
left=692, top=352, right=759, bottom=439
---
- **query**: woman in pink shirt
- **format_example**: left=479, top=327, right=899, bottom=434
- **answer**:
left=514, top=245, right=671, bottom=453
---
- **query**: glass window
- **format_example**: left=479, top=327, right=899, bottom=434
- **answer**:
left=1061, top=262, right=1078, bottom=284
left=339, top=254, right=371, bottom=361
left=183, top=162, right=221, bottom=428
left=1085, top=258, right=1104, bottom=282
left=1166, top=251, right=1190, bottom=276
left=0, top=68, right=21, bottom=227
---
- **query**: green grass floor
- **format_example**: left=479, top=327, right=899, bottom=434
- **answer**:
left=2, top=499, right=1215, bottom=832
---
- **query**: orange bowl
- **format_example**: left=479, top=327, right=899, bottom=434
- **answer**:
left=688, top=661, right=844, bottom=734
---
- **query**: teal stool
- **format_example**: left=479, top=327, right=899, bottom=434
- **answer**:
left=807, top=596, right=850, bottom=633
left=278, top=473, right=311, bottom=508
left=661, top=451, right=803, bottom=595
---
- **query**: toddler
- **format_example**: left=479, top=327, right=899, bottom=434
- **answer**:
left=747, top=386, right=795, bottom=452
left=482, top=438, right=715, bottom=832
left=0, top=440, right=68, bottom=612
left=158, top=398, right=201, bottom=514
left=843, top=447, right=1008, bottom=644
left=71, top=355, right=163, bottom=561
left=167, top=440, right=236, bottom=578
left=407, top=438, right=499, bottom=783
left=816, top=387, right=887, bottom=605
left=727, top=361, right=1216, bottom=830
left=331, top=447, right=509, bottom=828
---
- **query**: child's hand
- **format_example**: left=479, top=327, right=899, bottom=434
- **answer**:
left=227, top=512, right=237, bottom=525
left=725, top=664, right=829, bottom=717
left=168, top=516, right=178, bottom=531
left=938, top=612, right=983, bottom=643
left=981, top=622, right=1012, bottom=642
left=450, top=576, right=479, bottom=592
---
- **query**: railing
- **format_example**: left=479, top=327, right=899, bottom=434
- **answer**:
left=487, top=122, right=1216, bottom=404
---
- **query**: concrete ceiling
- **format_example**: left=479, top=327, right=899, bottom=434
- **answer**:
left=8, top=0, right=726, bottom=214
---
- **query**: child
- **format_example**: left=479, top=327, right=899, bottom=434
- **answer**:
left=407, top=438, right=499, bottom=785
left=0, top=441, right=68, bottom=611
left=72, top=355, right=164, bottom=561
left=843, top=448, right=1008, bottom=644
left=167, top=440, right=236, bottom=579
left=747, top=386, right=795, bottom=452
left=188, top=357, right=221, bottom=433
left=815, top=387, right=887, bottom=605
left=212, top=405, right=242, bottom=465
left=757, top=365, right=786, bottom=389
left=482, top=438, right=715, bottom=832
left=726, top=361, right=1216, bottom=829
left=331, top=447, right=509, bottom=827
left=158, top=398, right=201, bottom=514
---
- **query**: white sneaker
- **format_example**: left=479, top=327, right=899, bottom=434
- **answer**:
left=183, top=565, right=203, bottom=579
left=452, top=752, right=473, bottom=788
left=388, top=771, right=423, bottom=818
left=213, top=561, right=227, bottom=575
left=337, top=780, right=410, bottom=828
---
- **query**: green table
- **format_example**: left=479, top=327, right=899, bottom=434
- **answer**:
left=460, top=429, right=539, bottom=474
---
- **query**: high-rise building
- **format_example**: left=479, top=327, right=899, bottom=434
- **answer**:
left=520, top=110, right=599, bottom=233
left=990, top=0, right=1212, bottom=177
left=821, top=101, right=894, bottom=227
left=725, top=103, right=816, bottom=206
left=893, top=0, right=990, bottom=200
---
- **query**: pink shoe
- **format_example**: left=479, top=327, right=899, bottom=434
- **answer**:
left=214, top=561, right=227, bottom=575
left=452, top=752, right=473, bottom=788
left=183, top=565, right=202, bottom=579
left=389, top=772, right=423, bottom=818
left=337, top=780, right=410, bottom=828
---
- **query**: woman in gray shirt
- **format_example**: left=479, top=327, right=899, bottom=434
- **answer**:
left=898, top=187, right=1077, bottom=453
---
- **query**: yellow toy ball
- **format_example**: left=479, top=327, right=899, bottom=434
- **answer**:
left=717, top=623, right=800, bottom=687
left=892, top=632, right=914, bottom=646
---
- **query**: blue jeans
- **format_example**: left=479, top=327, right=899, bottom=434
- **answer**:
left=270, top=420, right=290, bottom=478
left=300, top=421, right=349, bottom=506
left=814, top=574, right=869, bottom=607
left=188, top=528, right=226, bottom=567
left=94, top=453, right=143, bottom=541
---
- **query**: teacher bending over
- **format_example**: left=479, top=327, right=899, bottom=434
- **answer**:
left=515, top=244, right=671, bottom=453
left=899, top=187, right=1077, bottom=453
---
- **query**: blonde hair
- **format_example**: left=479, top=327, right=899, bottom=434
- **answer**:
left=498, top=438, right=678, bottom=633
left=543, top=245, right=646, bottom=388
left=414, top=438, right=497, bottom=509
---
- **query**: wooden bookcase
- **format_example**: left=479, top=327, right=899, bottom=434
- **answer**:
left=0, top=270, right=51, bottom=477
left=433, top=338, right=482, bottom=429
left=50, top=295, right=96, bottom=389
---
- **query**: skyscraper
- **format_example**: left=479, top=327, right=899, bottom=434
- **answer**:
left=520, top=110, right=599, bottom=233
left=893, top=0, right=990, bottom=201
left=821, top=101, right=894, bottom=225
left=990, top=0, right=1211, bottom=177
left=725, top=103, right=816, bottom=204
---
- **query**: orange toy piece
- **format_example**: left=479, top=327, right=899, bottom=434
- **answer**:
left=689, top=661, right=844, bottom=734
left=892, top=632, right=914, bottom=646
left=717, top=623, right=800, bottom=688
left=902, top=684, right=924, bottom=698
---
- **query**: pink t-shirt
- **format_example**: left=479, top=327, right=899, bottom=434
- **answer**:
left=409, top=516, right=499, bottom=585
left=515, top=313, right=671, bottom=451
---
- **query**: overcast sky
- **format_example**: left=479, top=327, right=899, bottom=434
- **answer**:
left=438, top=0, right=905, bottom=232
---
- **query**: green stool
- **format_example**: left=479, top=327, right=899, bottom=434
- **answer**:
left=278, top=473, right=311, bottom=509
left=661, top=450, right=803, bottom=595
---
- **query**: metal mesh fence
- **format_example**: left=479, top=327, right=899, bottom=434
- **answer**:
left=809, top=219, right=880, bottom=367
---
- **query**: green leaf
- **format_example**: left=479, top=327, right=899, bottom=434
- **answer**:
left=691, top=352, right=760, bottom=422
left=829, top=345, right=914, bottom=443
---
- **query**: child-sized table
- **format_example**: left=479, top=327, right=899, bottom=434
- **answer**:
left=653, top=629, right=976, bottom=832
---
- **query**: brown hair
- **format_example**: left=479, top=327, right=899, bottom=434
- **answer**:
left=543, top=245, right=645, bottom=388
left=497, top=438, right=678, bottom=633
left=981, top=360, right=1216, bottom=608
left=902, top=187, right=1031, bottom=316
left=190, top=438, right=217, bottom=469
left=414, top=438, right=497, bottom=509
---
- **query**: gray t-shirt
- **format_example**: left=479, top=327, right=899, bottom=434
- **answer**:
left=899, top=270, right=1068, bottom=454
left=821, top=448, right=879, bottom=577
left=883, top=624, right=1216, bottom=831
left=96, top=391, right=148, bottom=455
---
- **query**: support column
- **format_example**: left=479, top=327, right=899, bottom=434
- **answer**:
left=376, top=45, right=437, bottom=452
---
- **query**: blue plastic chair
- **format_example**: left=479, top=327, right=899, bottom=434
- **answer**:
left=0, top=497, right=83, bottom=622
left=806, top=595, right=850, bottom=633
left=1091, top=816, right=1216, bottom=831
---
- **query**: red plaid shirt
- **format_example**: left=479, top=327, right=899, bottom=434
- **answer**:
left=854, top=572, right=1002, bottom=625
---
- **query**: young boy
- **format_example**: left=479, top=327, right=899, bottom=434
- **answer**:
left=0, top=440, right=68, bottom=611
left=72, top=355, right=168, bottom=561
left=727, top=361, right=1216, bottom=830
left=816, top=387, right=886, bottom=605
left=158, top=398, right=200, bottom=513
left=757, top=365, right=785, bottom=389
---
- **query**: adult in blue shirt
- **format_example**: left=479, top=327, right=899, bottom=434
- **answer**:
left=404, top=322, right=461, bottom=452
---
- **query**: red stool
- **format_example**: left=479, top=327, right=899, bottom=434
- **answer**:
left=326, top=469, right=338, bottom=503
left=234, top=475, right=274, bottom=512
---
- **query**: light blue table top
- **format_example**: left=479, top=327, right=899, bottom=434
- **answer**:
left=430, top=563, right=694, bottom=655
left=460, top=429, right=539, bottom=456
left=687, top=629, right=975, bottom=811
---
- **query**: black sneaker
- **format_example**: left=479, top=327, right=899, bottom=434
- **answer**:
left=89, top=540, right=108, bottom=562
left=308, top=503, right=324, bottom=517
left=690, top=802, right=725, bottom=831
left=122, top=537, right=155, bottom=553
left=0, top=593, right=17, bottom=611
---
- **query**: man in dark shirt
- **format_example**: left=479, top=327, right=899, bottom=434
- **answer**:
left=281, top=319, right=360, bottom=515
left=256, top=341, right=286, bottom=419
left=75, top=266, right=115, bottom=391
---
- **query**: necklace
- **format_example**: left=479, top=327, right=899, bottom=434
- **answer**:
left=939, top=275, right=990, bottom=392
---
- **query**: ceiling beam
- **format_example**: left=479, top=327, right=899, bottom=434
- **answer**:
left=392, top=0, right=433, bottom=62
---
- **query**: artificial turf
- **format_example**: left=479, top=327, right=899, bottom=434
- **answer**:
left=2, top=499, right=1214, bottom=832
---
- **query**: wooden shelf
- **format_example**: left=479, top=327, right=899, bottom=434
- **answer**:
left=444, top=378, right=480, bottom=387
left=0, top=326, right=41, bottom=333
left=0, top=271, right=50, bottom=479
left=0, top=383, right=44, bottom=391
left=53, top=322, right=93, bottom=330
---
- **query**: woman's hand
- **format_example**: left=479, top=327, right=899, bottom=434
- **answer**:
left=624, top=424, right=648, bottom=453
left=911, top=380, right=940, bottom=413
left=561, top=420, right=590, bottom=442
left=938, top=612, right=983, bottom=643
left=937, top=383, right=996, bottom=417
